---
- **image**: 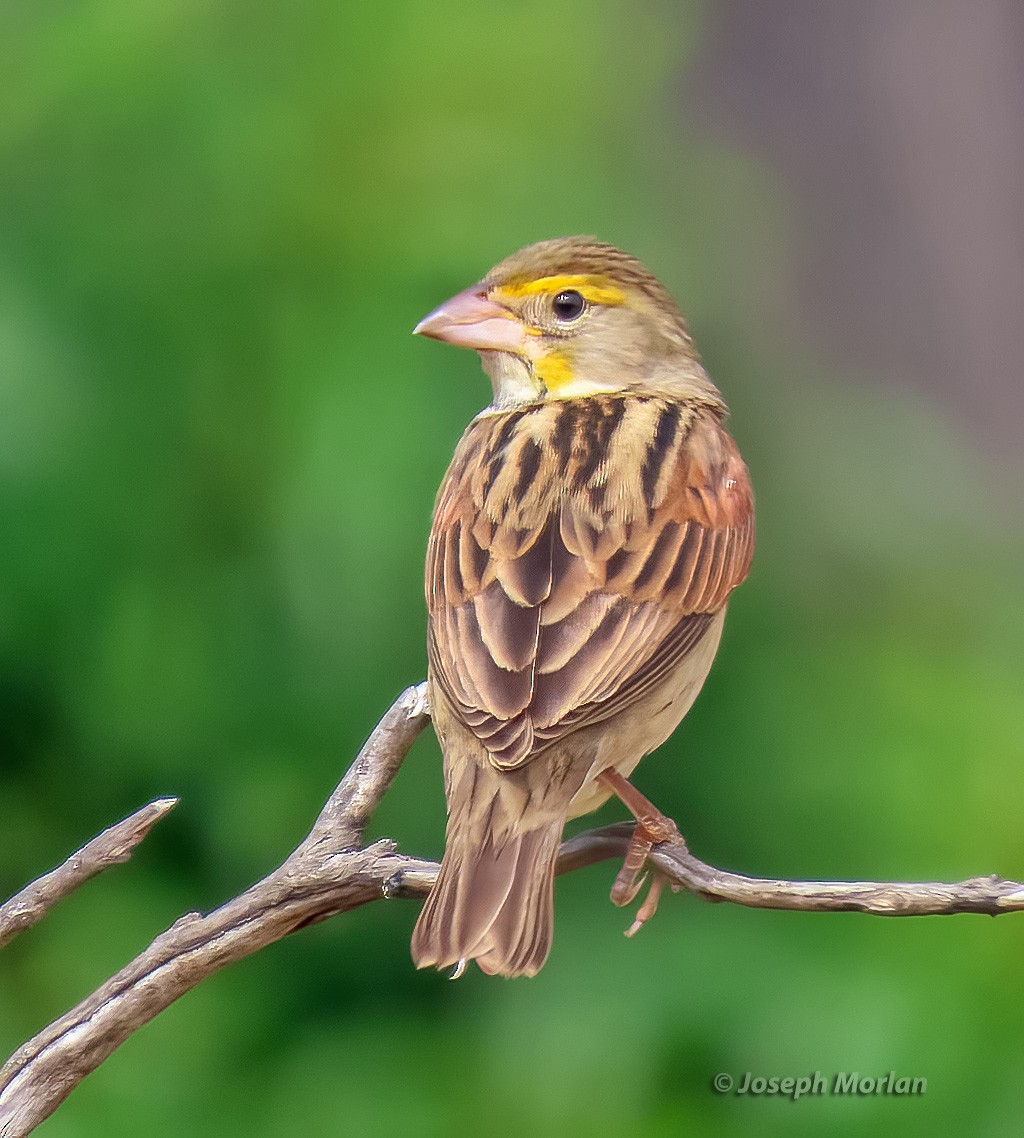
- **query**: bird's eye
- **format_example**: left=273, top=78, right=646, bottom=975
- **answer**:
left=551, top=290, right=586, bottom=322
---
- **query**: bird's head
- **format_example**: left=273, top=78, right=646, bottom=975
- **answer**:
left=414, top=237, right=724, bottom=410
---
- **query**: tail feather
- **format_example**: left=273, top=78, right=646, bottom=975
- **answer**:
left=411, top=819, right=562, bottom=978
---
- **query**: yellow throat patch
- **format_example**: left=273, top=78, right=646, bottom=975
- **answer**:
left=534, top=348, right=575, bottom=392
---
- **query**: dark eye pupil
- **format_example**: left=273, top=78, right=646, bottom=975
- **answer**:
left=552, top=290, right=585, bottom=321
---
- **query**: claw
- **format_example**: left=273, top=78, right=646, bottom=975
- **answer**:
left=624, top=873, right=667, bottom=937
left=611, top=868, right=649, bottom=907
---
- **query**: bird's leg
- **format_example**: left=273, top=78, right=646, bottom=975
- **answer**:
left=597, top=768, right=683, bottom=844
left=597, top=768, right=686, bottom=934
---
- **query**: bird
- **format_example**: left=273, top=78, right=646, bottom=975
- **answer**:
left=409, top=236, right=754, bottom=978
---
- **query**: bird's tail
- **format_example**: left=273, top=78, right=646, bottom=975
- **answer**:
left=410, top=803, right=563, bottom=978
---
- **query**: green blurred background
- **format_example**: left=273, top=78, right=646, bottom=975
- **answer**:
left=2, top=2, right=1023, bottom=1135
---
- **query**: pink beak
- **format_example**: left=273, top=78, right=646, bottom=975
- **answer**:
left=413, top=286, right=527, bottom=354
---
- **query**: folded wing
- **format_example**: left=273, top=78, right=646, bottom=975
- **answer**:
left=427, top=396, right=754, bottom=768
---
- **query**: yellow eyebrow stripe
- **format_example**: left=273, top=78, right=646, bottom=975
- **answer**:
left=498, top=274, right=626, bottom=306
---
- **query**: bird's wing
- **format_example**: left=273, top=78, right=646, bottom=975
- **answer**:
left=427, top=396, right=754, bottom=769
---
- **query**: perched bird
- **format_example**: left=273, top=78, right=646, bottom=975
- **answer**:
left=410, top=237, right=754, bottom=977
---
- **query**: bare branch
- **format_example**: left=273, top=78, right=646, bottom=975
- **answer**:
left=3, top=680, right=1023, bottom=1136
left=0, top=798, right=179, bottom=951
left=302, top=681, right=430, bottom=852
left=556, top=823, right=1024, bottom=917
left=0, top=682, right=431, bottom=1138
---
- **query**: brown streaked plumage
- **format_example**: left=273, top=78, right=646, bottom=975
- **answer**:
left=410, top=237, right=754, bottom=977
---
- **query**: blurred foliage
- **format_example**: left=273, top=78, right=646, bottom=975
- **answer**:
left=1, top=2, right=1022, bottom=1136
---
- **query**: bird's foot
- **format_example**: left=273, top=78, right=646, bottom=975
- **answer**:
left=597, top=767, right=687, bottom=935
